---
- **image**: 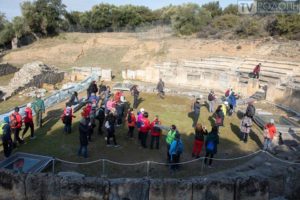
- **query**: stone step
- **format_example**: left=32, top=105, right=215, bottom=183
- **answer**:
left=244, top=58, right=299, bottom=67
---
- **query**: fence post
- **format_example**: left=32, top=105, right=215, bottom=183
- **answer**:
left=52, top=159, right=55, bottom=174
left=101, top=159, right=106, bottom=178
left=146, top=161, right=150, bottom=178
left=200, top=158, right=205, bottom=175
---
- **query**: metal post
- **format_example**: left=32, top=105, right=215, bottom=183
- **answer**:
left=200, top=158, right=205, bottom=175
left=102, top=159, right=106, bottom=178
left=146, top=161, right=150, bottom=178
left=52, top=159, right=55, bottom=174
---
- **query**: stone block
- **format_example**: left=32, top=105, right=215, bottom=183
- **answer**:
left=149, top=179, right=192, bottom=200
left=110, top=178, right=149, bottom=200
left=42, top=83, right=55, bottom=90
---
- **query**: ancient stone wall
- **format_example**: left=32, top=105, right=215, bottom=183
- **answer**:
left=0, top=63, right=19, bottom=76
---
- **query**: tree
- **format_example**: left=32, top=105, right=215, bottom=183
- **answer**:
left=202, top=2, right=222, bottom=18
left=171, top=3, right=212, bottom=35
left=223, top=4, right=238, bottom=15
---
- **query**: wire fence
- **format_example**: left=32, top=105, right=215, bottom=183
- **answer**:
left=50, top=150, right=300, bottom=178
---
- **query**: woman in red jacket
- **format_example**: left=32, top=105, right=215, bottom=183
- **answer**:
left=150, top=115, right=162, bottom=149
left=126, top=108, right=136, bottom=138
left=22, top=103, right=35, bottom=139
left=139, top=112, right=151, bottom=148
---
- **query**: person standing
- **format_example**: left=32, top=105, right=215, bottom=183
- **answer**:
left=213, top=105, right=224, bottom=128
left=130, top=85, right=140, bottom=109
left=192, top=98, right=201, bottom=127
left=156, top=78, right=165, bottom=99
left=221, top=101, right=228, bottom=117
left=169, top=133, right=183, bottom=171
left=166, top=125, right=177, bottom=162
left=98, top=81, right=107, bottom=98
left=228, top=92, right=237, bottom=116
left=139, top=112, right=151, bottom=148
left=105, top=96, right=116, bottom=115
left=245, top=101, right=256, bottom=119
left=22, top=103, right=35, bottom=139
left=116, top=99, right=125, bottom=126
left=10, top=107, right=24, bottom=147
left=61, top=103, right=76, bottom=134
left=204, top=126, right=219, bottom=167
left=0, top=116, right=13, bottom=157
left=78, top=116, right=89, bottom=158
left=32, top=95, right=45, bottom=128
left=208, top=90, right=216, bottom=113
left=105, top=112, right=119, bottom=147
left=253, top=63, right=261, bottom=79
left=240, top=115, right=253, bottom=143
left=68, top=91, right=79, bottom=106
left=87, top=80, right=98, bottom=99
left=263, top=119, right=277, bottom=151
left=96, top=106, right=105, bottom=135
left=150, top=115, right=162, bottom=149
left=126, top=108, right=136, bottom=138
left=192, top=123, right=208, bottom=158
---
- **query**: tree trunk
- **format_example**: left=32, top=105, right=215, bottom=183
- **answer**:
left=31, top=32, right=40, bottom=41
left=11, top=37, right=19, bottom=49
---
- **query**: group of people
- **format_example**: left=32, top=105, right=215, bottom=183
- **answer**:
left=0, top=95, right=45, bottom=157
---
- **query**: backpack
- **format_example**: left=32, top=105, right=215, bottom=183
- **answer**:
left=207, top=141, right=215, bottom=151
left=175, top=141, right=183, bottom=155
left=127, top=114, right=132, bottom=123
left=9, top=114, right=18, bottom=128
left=63, top=115, right=72, bottom=124
left=208, top=93, right=214, bottom=101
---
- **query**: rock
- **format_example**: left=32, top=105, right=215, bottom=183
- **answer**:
left=0, top=63, right=19, bottom=76
left=0, top=170, right=26, bottom=200
left=236, top=176, right=269, bottom=200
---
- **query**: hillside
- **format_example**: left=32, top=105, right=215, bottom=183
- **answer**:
left=1, top=32, right=299, bottom=76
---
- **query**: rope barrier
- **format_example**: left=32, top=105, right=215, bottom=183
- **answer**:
left=264, top=151, right=300, bottom=165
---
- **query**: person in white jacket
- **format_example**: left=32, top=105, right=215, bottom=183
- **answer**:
left=240, top=115, right=253, bottom=143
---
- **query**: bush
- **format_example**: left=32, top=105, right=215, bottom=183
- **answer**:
left=235, top=17, right=265, bottom=38
left=212, top=14, right=240, bottom=30
left=223, top=4, right=238, bottom=15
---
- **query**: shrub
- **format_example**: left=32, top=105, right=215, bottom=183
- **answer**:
left=212, top=14, right=240, bottom=30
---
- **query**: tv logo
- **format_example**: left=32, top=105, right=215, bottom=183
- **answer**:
left=238, top=0, right=257, bottom=14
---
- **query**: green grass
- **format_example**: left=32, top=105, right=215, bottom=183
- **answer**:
left=1, top=92, right=264, bottom=178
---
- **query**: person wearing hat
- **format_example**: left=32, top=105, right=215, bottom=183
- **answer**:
left=32, top=94, right=45, bottom=128
left=169, top=133, right=183, bottom=171
left=0, top=116, right=13, bottom=157
left=192, top=97, right=202, bottom=128
left=150, top=115, right=162, bottom=149
left=208, top=90, right=216, bottom=113
left=10, top=107, right=24, bottom=146
left=22, top=103, right=35, bottom=139
left=263, top=119, right=277, bottom=151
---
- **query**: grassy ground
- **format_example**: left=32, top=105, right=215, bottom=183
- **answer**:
left=0, top=92, right=264, bottom=178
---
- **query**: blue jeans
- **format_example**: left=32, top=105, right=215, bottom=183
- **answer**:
left=263, top=138, right=272, bottom=151
left=78, top=145, right=88, bottom=158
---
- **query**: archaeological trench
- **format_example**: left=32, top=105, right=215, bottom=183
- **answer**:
left=0, top=57, right=300, bottom=200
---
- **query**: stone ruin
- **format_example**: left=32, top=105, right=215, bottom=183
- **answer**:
left=0, top=61, right=64, bottom=100
left=0, top=63, right=19, bottom=76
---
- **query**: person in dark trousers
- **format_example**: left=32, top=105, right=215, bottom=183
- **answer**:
left=166, top=125, right=177, bottom=162
left=139, top=112, right=151, bottom=148
left=150, top=115, right=162, bottom=149
left=96, top=106, right=105, bottom=135
left=208, top=90, right=216, bottom=113
left=22, top=103, right=35, bottom=139
left=0, top=116, right=13, bottom=157
left=204, top=126, right=219, bottom=167
left=156, top=78, right=165, bottom=98
left=130, top=85, right=140, bottom=109
left=116, top=100, right=125, bottom=126
left=10, top=107, right=24, bottom=147
left=78, top=117, right=89, bottom=158
left=102, top=86, right=111, bottom=107
left=105, top=112, right=119, bottom=147
left=98, top=81, right=107, bottom=98
left=240, top=115, right=253, bottom=143
left=87, top=80, right=98, bottom=99
left=192, top=98, right=201, bottom=127
left=32, top=94, right=45, bottom=128
left=192, top=123, right=208, bottom=158
left=61, top=103, right=76, bottom=134
left=126, top=108, right=136, bottom=138
left=213, top=105, right=224, bottom=129
left=253, top=63, right=261, bottom=79
left=169, top=133, right=183, bottom=171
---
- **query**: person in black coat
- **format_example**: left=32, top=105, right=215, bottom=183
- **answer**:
left=1, top=116, right=13, bottom=158
left=192, top=98, right=201, bottom=128
left=87, top=81, right=98, bottom=99
left=105, top=112, right=119, bottom=147
left=96, top=106, right=105, bottom=135
left=78, top=117, right=89, bottom=158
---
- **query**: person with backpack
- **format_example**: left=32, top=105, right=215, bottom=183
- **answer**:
left=169, top=133, right=184, bottom=171
left=0, top=116, right=13, bottom=157
left=32, top=94, right=45, bottom=128
left=208, top=90, right=216, bottom=113
left=204, top=126, right=219, bottom=167
left=192, top=123, right=208, bottom=158
left=61, top=103, right=76, bottom=134
left=166, top=124, right=177, bottom=162
left=263, top=119, right=277, bottom=152
left=245, top=101, right=256, bottom=119
left=253, top=63, right=261, bottom=79
left=139, top=112, right=151, bottom=148
left=227, top=92, right=237, bottom=116
left=156, top=78, right=165, bottom=99
left=78, top=116, right=89, bottom=158
left=96, top=106, right=105, bottom=135
left=192, top=98, right=201, bottom=128
left=213, top=105, right=224, bottom=129
left=240, top=114, right=253, bottom=143
left=126, top=108, right=136, bottom=138
left=10, top=107, right=24, bottom=146
left=105, top=112, right=119, bottom=147
left=130, top=85, right=140, bottom=109
left=150, top=115, right=162, bottom=149
left=22, top=103, right=35, bottom=139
